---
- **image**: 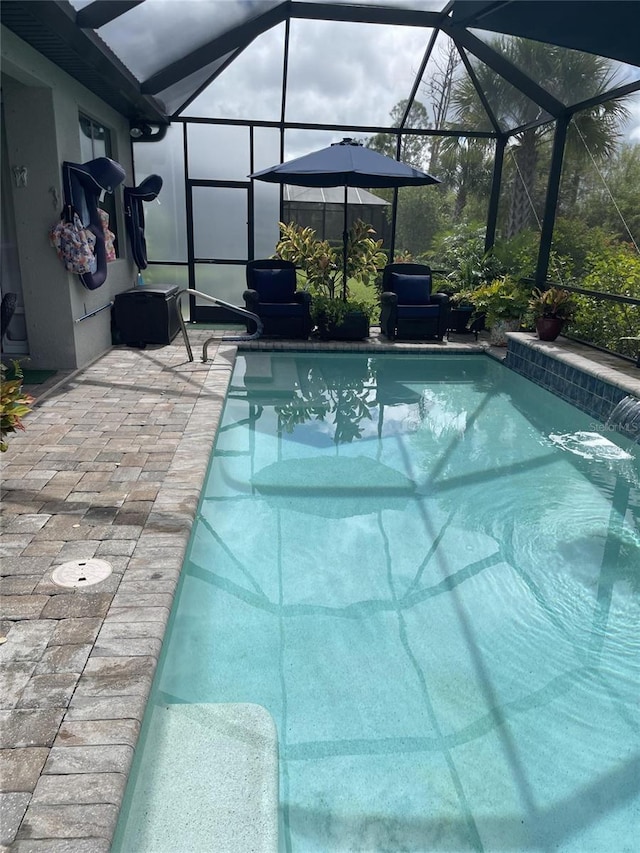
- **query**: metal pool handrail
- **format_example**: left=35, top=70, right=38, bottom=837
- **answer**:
left=175, top=288, right=262, bottom=363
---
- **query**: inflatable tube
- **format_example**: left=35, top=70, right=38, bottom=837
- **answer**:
left=62, top=157, right=126, bottom=290
left=124, top=175, right=163, bottom=271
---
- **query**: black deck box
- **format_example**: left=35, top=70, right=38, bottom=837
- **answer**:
left=113, top=284, right=180, bottom=346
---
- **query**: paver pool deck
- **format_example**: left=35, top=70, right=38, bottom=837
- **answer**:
left=1, top=329, right=638, bottom=850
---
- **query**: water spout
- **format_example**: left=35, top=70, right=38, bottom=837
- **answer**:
left=606, top=395, right=640, bottom=440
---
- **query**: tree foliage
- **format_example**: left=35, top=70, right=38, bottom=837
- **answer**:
left=437, top=137, right=494, bottom=220
left=569, top=244, right=640, bottom=359
left=450, top=38, right=631, bottom=238
left=431, top=224, right=506, bottom=291
left=393, top=185, right=452, bottom=259
left=570, top=143, right=640, bottom=243
left=365, top=100, right=429, bottom=168
left=359, top=49, right=638, bottom=360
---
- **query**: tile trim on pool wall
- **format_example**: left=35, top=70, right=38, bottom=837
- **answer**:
left=505, top=333, right=640, bottom=442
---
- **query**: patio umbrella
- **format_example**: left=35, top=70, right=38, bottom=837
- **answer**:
left=249, top=138, right=440, bottom=300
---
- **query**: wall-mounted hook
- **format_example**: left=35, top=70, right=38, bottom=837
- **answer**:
left=12, top=165, right=27, bottom=187
left=49, top=186, right=60, bottom=208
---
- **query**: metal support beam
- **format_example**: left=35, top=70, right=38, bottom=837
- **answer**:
left=291, top=2, right=441, bottom=28
left=76, top=1, right=144, bottom=29
left=400, top=28, right=438, bottom=129
left=535, top=114, right=569, bottom=286
left=485, top=135, right=506, bottom=253
left=142, top=4, right=287, bottom=95
left=171, top=49, right=242, bottom=118
left=454, top=37, right=502, bottom=134
left=173, top=115, right=497, bottom=139
left=568, top=79, right=640, bottom=118
left=389, top=136, right=402, bottom=263
left=440, top=24, right=565, bottom=117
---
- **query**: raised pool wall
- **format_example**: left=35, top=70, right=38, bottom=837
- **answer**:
left=505, top=333, right=640, bottom=443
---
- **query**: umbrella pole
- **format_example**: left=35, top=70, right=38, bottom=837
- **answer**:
left=342, top=186, right=348, bottom=301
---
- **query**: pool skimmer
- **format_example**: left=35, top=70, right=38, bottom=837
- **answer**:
left=51, top=558, right=113, bottom=588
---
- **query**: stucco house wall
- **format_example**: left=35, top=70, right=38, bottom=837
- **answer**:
left=1, top=25, right=136, bottom=370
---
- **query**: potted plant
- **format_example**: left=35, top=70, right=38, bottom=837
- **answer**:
left=310, top=294, right=373, bottom=341
left=457, top=275, right=530, bottom=345
left=528, top=286, right=576, bottom=341
left=432, top=227, right=507, bottom=334
left=275, top=220, right=386, bottom=340
left=1, top=361, right=34, bottom=452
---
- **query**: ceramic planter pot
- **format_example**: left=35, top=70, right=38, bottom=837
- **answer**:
left=535, top=317, right=564, bottom=341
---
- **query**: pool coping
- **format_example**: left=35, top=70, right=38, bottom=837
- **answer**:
left=0, top=329, right=637, bottom=849
left=505, top=332, right=640, bottom=398
left=505, top=332, right=640, bottom=442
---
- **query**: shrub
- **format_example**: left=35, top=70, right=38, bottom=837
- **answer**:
left=275, top=220, right=386, bottom=301
left=431, top=224, right=506, bottom=293
left=569, top=244, right=640, bottom=358
left=456, top=275, right=530, bottom=328
left=1, top=361, right=34, bottom=452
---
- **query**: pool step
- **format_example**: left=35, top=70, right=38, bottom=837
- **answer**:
left=120, top=703, right=278, bottom=852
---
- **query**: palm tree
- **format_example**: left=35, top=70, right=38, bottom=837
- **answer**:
left=562, top=101, right=631, bottom=210
left=437, top=136, right=494, bottom=220
left=450, top=38, right=631, bottom=238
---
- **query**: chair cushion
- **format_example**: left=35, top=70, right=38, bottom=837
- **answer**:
left=251, top=268, right=296, bottom=302
left=397, top=305, right=441, bottom=319
left=390, top=273, right=432, bottom=304
left=257, top=302, right=307, bottom=318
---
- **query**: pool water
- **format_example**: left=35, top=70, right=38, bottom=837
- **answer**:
left=114, top=353, right=640, bottom=853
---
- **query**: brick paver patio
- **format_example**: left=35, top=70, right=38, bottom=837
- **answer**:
left=1, top=332, right=234, bottom=850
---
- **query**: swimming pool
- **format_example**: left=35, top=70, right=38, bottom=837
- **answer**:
left=113, top=352, right=639, bottom=852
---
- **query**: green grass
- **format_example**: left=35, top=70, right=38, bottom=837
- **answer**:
left=348, top=279, right=379, bottom=319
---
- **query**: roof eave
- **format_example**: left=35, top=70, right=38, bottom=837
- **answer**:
left=0, top=0, right=168, bottom=124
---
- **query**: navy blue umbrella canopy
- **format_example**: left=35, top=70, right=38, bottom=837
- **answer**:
left=250, top=138, right=441, bottom=298
left=250, top=137, right=441, bottom=189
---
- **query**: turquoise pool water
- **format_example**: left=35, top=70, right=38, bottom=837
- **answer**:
left=114, top=352, right=640, bottom=853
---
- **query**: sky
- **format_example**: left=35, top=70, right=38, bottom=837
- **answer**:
left=178, top=14, right=640, bottom=157
left=183, top=17, right=435, bottom=158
